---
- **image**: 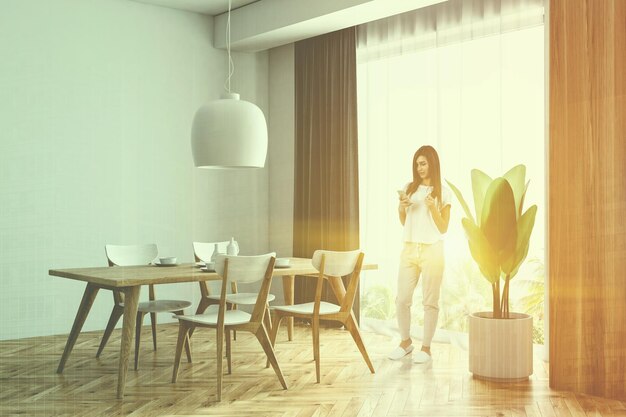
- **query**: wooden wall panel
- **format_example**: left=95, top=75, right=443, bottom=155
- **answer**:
left=549, top=0, right=626, bottom=400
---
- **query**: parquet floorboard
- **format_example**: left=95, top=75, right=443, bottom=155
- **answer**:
left=0, top=323, right=624, bottom=416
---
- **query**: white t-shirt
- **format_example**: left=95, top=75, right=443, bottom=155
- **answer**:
left=402, top=183, right=452, bottom=244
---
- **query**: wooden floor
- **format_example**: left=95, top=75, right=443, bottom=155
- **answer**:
left=1, top=323, right=624, bottom=417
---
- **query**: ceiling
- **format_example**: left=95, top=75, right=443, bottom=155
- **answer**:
left=129, top=0, right=446, bottom=52
left=131, top=0, right=259, bottom=16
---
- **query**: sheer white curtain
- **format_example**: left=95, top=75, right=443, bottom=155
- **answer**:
left=357, top=0, right=545, bottom=347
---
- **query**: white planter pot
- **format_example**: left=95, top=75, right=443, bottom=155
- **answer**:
left=468, top=312, right=533, bottom=381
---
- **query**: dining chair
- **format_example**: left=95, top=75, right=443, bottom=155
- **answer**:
left=98, top=244, right=192, bottom=370
left=172, top=253, right=287, bottom=401
left=268, top=249, right=375, bottom=383
left=193, top=241, right=276, bottom=339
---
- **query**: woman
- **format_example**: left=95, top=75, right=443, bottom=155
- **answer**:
left=388, top=145, right=451, bottom=363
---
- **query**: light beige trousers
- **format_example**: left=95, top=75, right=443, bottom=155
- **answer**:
left=395, top=241, right=444, bottom=346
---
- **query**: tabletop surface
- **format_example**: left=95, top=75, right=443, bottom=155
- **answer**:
left=49, top=257, right=377, bottom=288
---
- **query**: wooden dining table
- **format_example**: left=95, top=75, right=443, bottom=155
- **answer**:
left=50, top=257, right=377, bottom=398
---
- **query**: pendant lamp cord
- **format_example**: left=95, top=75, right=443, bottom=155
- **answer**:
left=224, top=0, right=234, bottom=93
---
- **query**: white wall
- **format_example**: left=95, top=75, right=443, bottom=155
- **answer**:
left=267, top=44, right=295, bottom=304
left=268, top=44, right=295, bottom=259
left=0, top=0, right=269, bottom=340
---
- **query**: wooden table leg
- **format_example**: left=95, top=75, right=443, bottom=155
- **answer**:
left=282, top=275, right=294, bottom=341
left=117, top=286, right=140, bottom=399
left=196, top=281, right=211, bottom=314
left=327, top=276, right=346, bottom=303
left=57, top=283, right=99, bottom=374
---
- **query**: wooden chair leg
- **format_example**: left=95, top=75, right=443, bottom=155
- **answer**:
left=174, top=310, right=192, bottom=363
left=172, top=321, right=190, bottom=383
left=231, top=304, right=237, bottom=341
left=255, top=324, right=288, bottom=390
left=96, top=304, right=123, bottom=358
left=226, top=329, right=232, bottom=375
left=345, top=314, right=375, bottom=374
left=269, top=312, right=284, bottom=347
left=216, top=325, right=224, bottom=402
left=184, top=333, right=192, bottom=364
left=312, top=315, right=321, bottom=383
left=149, top=312, right=157, bottom=351
left=263, top=304, right=272, bottom=334
left=134, top=312, right=145, bottom=371
left=266, top=312, right=285, bottom=368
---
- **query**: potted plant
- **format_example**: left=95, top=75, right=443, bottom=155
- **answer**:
left=447, top=165, right=537, bottom=381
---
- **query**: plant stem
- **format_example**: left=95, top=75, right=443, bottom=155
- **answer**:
left=502, top=275, right=510, bottom=319
left=493, top=281, right=501, bottom=319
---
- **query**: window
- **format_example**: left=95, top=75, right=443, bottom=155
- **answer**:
left=357, top=24, right=545, bottom=345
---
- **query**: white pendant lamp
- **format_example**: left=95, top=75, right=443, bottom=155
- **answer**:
left=191, top=0, right=268, bottom=169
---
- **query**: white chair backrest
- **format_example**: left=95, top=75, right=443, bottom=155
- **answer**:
left=215, top=253, right=276, bottom=284
left=193, top=241, right=229, bottom=262
left=312, top=249, right=362, bottom=277
left=105, top=244, right=158, bottom=266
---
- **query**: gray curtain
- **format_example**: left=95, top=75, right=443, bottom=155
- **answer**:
left=293, top=27, right=360, bottom=320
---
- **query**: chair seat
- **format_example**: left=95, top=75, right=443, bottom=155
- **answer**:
left=176, top=310, right=252, bottom=326
left=119, top=299, right=192, bottom=313
left=272, top=301, right=340, bottom=316
left=207, top=292, right=276, bottom=305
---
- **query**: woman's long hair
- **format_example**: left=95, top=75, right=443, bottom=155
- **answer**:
left=406, top=145, right=442, bottom=205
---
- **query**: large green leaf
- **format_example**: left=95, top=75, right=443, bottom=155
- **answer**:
left=518, top=180, right=530, bottom=218
left=446, top=179, right=476, bottom=225
left=502, top=205, right=537, bottom=278
left=480, top=178, right=517, bottom=267
left=462, top=218, right=499, bottom=283
left=502, top=165, right=526, bottom=218
left=470, top=169, right=492, bottom=226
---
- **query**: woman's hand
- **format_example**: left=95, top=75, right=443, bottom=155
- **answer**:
left=397, top=193, right=410, bottom=225
left=425, top=193, right=436, bottom=211
left=426, top=193, right=451, bottom=234
left=398, top=195, right=412, bottom=210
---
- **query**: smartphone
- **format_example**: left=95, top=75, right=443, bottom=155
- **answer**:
left=397, top=190, right=411, bottom=205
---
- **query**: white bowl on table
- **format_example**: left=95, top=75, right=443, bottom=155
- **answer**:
left=159, top=257, right=177, bottom=265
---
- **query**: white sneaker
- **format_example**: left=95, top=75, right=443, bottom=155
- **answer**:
left=413, top=350, right=432, bottom=364
left=388, top=344, right=414, bottom=360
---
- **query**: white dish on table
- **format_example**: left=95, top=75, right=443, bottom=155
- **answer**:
left=154, top=262, right=177, bottom=267
left=275, top=258, right=291, bottom=268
